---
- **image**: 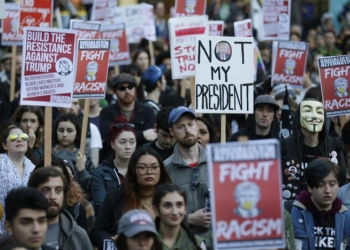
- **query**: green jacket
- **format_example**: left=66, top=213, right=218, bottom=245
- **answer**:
left=159, top=227, right=205, bottom=250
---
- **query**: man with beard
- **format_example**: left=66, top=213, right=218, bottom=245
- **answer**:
left=281, top=99, right=346, bottom=201
left=28, top=167, right=93, bottom=250
left=100, top=73, right=156, bottom=159
left=164, top=106, right=212, bottom=249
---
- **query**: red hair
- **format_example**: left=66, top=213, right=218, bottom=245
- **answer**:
left=108, top=116, right=136, bottom=141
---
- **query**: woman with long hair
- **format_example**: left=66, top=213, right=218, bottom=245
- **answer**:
left=132, top=49, right=151, bottom=73
left=153, top=183, right=206, bottom=250
left=11, top=106, right=45, bottom=162
left=196, top=117, right=217, bottom=149
left=0, top=125, right=35, bottom=232
left=91, top=147, right=172, bottom=250
left=91, top=116, right=137, bottom=214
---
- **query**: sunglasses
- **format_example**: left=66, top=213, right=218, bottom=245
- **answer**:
left=113, top=123, right=135, bottom=129
left=117, top=85, right=134, bottom=91
left=6, top=133, right=29, bottom=142
left=192, top=168, right=200, bottom=189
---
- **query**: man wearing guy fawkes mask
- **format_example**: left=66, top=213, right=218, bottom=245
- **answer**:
left=281, top=98, right=346, bottom=201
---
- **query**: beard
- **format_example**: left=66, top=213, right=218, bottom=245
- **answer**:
left=178, top=134, right=198, bottom=148
left=117, top=93, right=135, bottom=106
left=47, top=201, right=62, bottom=218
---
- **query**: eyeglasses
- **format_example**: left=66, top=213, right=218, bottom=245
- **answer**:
left=192, top=168, right=200, bottom=189
left=117, top=85, right=134, bottom=91
left=136, top=165, right=161, bottom=175
left=6, top=133, right=29, bottom=142
left=113, top=123, right=135, bottom=129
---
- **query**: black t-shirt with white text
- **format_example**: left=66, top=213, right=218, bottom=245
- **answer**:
left=313, top=213, right=336, bottom=250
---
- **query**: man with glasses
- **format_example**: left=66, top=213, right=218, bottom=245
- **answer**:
left=100, top=73, right=157, bottom=159
left=164, top=106, right=212, bottom=249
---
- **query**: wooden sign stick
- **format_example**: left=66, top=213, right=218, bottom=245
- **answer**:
left=44, top=106, right=52, bottom=166
left=79, top=99, right=90, bottom=155
left=10, top=45, right=17, bottom=101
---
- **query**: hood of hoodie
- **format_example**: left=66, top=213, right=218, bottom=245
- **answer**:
left=101, top=155, right=116, bottom=169
left=60, top=210, right=78, bottom=242
left=245, top=109, right=280, bottom=140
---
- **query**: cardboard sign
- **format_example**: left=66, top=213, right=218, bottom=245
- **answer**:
left=0, top=0, right=5, bottom=19
left=318, top=55, right=350, bottom=116
left=1, top=3, right=22, bottom=46
left=20, top=27, right=77, bottom=108
left=174, top=0, right=207, bottom=17
left=103, top=239, right=117, bottom=250
left=73, top=39, right=110, bottom=99
left=195, top=36, right=254, bottom=114
left=90, top=0, right=118, bottom=22
left=208, top=20, right=224, bottom=36
left=70, top=20, right=101, bottom=39
left=271, top=41, right=308, bottom=89
left=101, top=22, right=130, bottom=66
left=19, top=0, right=53, bottom=34
left=262, top=0, right=291, bottom=40
left=112, top=3, right=156, bottom=43
left=234, top=19, right=252, bottom=37
left=169, top=15, right=208, bottom=79
left=207, top=139, right=285, bottom=250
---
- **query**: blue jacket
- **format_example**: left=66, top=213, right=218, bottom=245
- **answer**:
left=291, top=200, right=350, bottom=250
left=338, top=183, right=350, bottom=210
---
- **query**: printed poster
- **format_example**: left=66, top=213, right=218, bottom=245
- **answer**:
left=208, top=20, right=224, bottom=36
left=70, top=20, right=101, bottom=39
left=195, top=36, right=255, bottom=114
left=90, top=0, right=118, bottom=22
left=20, top=27, right=77, bottom=108
left=169, top=15, right=208, bottom=79
left=271, top=41, right=308, bottom=89
left=318, top=55, right=350, bottom=117
left=1, top=3, right=22, bottom=46
left=207, top=139, right=285, bottom=250
left=174, top=0, right=207, bottom=17
left=234, top=19, right=253, bottom=37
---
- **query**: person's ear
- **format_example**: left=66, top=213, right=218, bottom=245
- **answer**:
left=2, top=142, right=7, bottom=151
left=110, top=140, right=115, bottom=150
left=169, top=127, right=174, bottom=136
left=5, top=221, right=12, bottom=235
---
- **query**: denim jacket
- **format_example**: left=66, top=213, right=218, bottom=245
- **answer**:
left=291, top=200, right=350, bottom=250
left=338, top=183, right=350, bottom=209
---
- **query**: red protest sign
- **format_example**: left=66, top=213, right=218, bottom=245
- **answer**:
left=271, top=41, right=308, bottom=89
left=70, top=20, right=101, bottom=39
left=101, top=22, right=130, bottom=66
left=234, top=19, right=253, bottom=37
left=207, top=140, right=285, bottom=250
left=318, top=55, right=350, bottom=117
left=174, top=0, right=206, bottom=17
left=73, top=39, right=110, bottom=99
left=1, top=3, right=22, bottom=46
left=19, top=0, right=52, bottom=34
left=20, top=27, right=77, bottom=108
left=208, top=20, right=224, bottom=36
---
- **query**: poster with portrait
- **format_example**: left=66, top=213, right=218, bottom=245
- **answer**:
left=195, top=36, right=255, bottom=114
left=234, top=19, right=252, bottom=37
left=19, top=0, right=53, bottom=34
left=90, top=0, right=118, bottom=22
left=100, top=22, right=130, bottom=66
left=169, top=15, right=208, bottom=79
left=73, top=39, right=110, bottom=99
left=69, top=20, right=101, bottom=39
left=262, top=0, right=291, bottom=40
left=271, top=41, right=308, bottom=89
left=1, top=3, right=22, bottom=46
left=208, top=20, right=224, bottom=36
left=20, top=27, right=77, bottom=108
left=318, top=55, right=350, bottom=117
left=207, top=139, right=285, bottom=250
left=174, top=0, right=207, bottom=17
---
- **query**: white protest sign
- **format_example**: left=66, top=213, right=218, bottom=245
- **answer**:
left=169, top=15, right=208, bottom=79
left=70, top=20, right=101, bottom=39
left=195, top=36, right=254, bottom=114
left=234, top=19, right=252, bottom=37
left=208, top=20, right=224, bottom=36
left=0, top=0, right=5, bottom=19
left=1, top=3, right=22, bottom=46
left=91, top=0, right=118, bottom=22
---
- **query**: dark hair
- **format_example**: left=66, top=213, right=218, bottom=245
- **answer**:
left=53, top=113, right=82, bottom=148
left=197, top=117, right=218, bottom=144
left=305, top=158, right=341, bottom=188
left=153, top=184, right=202, bottom=250
left=5, top=187, right=49, bottom=222
left=156, top=106, right=173, bottom=133
left=303, top=87, right=323, bottom=102
left=109, top=116, right=136, bottom=141
left=116, top=233, right=162, bottom=250
left=342, top=120, right=350, bottom=150
left=0, top=242, right=30, bottom=250
left=0, top=125, right=23, bottom=154
left=11, top=106, right=45, bottom=148
left=122, top=147, right=172, bottom=213
left=155, top=51, right=171, bottom=66
left=121, top=64, right=142, bottom=77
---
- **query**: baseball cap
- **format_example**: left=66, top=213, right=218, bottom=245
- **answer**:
left=168, top=106, right=196, bottom=125
left=141, top=65, right=164, bottom=89
left=254, top=94, right=280, bottom=112
left=112, top=73, right=137, bottom=90
left=118, top=209, right=158, bottom=237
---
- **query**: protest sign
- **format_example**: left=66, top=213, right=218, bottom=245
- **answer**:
left=101, top=22, right=130, bottom=66
left=19, top=0, right=52, bottom=34
left=174, top=0, right=206, bottom=17
left=271, top=41, right=308, bottom=89
left=20, top=27, right=77, bottom=108
left=318, top=55, right=350, bottom=117
left=70, top=20, right=101, bottom=39
left=195, top=36, right=254, bottom=114
left=1, top=3, right=22, bottom=46
left=90, top=0, right=118, bottom=22
left=112, top=3, right=156, bottom=43
left=262, top=0, right=291, bottom=40
left=208, top=20, right=224, bottom=36
left=73, top=39, right=110, bottom=99
left=0, top=0, right=5, bottom=19
left=207, top=139, right=285, bottom=250
left=169, top=15, right=208, bottom=79
left=234, top=19, right=252, bottom=37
